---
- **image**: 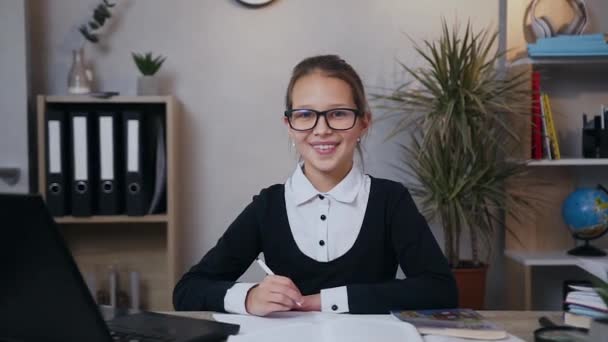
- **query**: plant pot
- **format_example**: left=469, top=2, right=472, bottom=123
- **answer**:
left=137, top=75, right=160, bottom=95
left=452, top=263, right=488, bottom=310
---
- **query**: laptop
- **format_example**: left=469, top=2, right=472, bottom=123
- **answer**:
left=0, top=193, right=239, bottom=342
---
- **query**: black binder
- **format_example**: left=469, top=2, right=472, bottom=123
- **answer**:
left=123, top=110, right=154, bottom=216
left=45, top=109, right=70, bottom=216
left=69, top=111, right=98, bottom=216
left=97, top=111, right=123, bottom=215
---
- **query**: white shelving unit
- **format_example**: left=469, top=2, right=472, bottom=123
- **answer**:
left=505, top=250, right=608, bottom=310
left=526, top=159, right=608, bottom=166
left=505, top=249, right=608, bottom=266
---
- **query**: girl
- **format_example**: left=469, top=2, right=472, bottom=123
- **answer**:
left=173, top=55, right=458, bottom=315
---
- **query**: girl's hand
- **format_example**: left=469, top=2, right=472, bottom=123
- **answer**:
left=294, top=293, right=321, bottom=312
left=245, top=275, right=304, bottom=316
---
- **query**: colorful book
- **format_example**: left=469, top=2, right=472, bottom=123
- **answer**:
left=542, top=93, right=561, bottom=159
left=391, top=309, right=507, bottom=340
left=539, top=92, right=552, bottom=159
left=564, top=311, right=592, bottom=329
left=531, top=72, right=542, bottom=159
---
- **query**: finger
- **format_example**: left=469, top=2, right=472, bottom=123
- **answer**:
left=269, top=284, right=304, bottom=306
left=266, top=302, right=292, bottom=313
left=269, top=276, right=302, bottom=295
left=266, top=292, right=295, bottom=308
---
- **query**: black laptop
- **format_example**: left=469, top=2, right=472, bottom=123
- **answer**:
left=0, top=194, right=239, bottom=342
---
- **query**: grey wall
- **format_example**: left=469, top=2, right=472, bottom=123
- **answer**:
left=28, top=0, right=504, bottom=307
left=0, top=0, right=29, bottom=193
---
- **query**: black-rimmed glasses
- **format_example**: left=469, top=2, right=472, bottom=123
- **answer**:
left=284, top=108, right=361, bottom=131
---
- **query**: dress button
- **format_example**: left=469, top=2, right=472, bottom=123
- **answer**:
left=320, top=214, right=326, bottom=221
left=331, top=304, right=338, bottom=311
left=319, top=240, right=325, bottom=246
left=318, top=194, right=325, bottom=200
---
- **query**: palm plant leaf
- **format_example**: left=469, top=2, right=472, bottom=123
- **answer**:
left=373, top=19, right=534, bottom=266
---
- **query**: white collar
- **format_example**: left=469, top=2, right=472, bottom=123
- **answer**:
left=287, top=162, right=363, bottom=205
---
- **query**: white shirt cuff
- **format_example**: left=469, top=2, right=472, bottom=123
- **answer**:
left=321, top=286, right=349, bottom=313
left=224, top=282, right=258, bottom=314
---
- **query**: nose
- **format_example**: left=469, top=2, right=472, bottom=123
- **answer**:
left=313, top=114, right=332, bottom=136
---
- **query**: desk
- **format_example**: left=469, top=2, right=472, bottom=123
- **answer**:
left=166, top=310, right=562, bottom=342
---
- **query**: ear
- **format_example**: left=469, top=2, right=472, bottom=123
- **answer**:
left=283, top=116, right=295, bottom=139
left=359, top=111, right=372, bottom=135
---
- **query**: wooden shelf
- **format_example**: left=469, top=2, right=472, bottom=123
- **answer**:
left=526, top=158, right=608, bottom=166
left=37, top=95, right=180, bottom=311
left=45, top=95, right=172, bottom=104
left=55, top=214, right=168, bottom=224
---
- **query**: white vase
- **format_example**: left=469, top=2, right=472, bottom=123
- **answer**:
left=137, top=75, right=160, bottom=95
left=67, top=47, right=93, bottom=94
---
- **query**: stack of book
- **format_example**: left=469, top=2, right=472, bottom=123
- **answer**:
left=564, top=285, right=608, bottom=329
left=528, top=34, right=608, bottom=58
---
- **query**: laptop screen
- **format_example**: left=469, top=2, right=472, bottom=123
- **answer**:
left=0, top=194, right=111, bottom=342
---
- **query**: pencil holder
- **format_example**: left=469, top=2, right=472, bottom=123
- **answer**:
left=582, top=128, right=599, bottom=158
left=599, top=129, right=608, bottom=158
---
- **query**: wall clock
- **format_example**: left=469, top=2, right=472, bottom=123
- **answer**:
left=236, top=0, right=275, bottom=8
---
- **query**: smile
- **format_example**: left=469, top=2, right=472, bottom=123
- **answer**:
left=311, top=143, right=339, bottom=155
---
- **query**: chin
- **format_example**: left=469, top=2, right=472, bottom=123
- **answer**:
left=305, top=155, right=348, bottom=175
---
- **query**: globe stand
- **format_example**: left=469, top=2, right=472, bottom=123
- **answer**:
left=567, top=239, right=607, bottom=256
left=568, top=229, right=608, bottom=257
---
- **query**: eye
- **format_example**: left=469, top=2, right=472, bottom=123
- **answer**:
left=328, top=109, right=352, bottom=119
left=292, top=110, right=315, bottom=120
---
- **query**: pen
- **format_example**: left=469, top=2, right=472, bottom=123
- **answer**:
left=255, top=257, right=302, bottom=306
left=255, top=257, right=275, bottom=275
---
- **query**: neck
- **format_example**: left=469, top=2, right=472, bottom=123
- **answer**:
left=302, top=160, right=354, bottom=193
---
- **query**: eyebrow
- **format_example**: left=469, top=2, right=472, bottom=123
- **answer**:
left=293, top=104, right=355, bottom=109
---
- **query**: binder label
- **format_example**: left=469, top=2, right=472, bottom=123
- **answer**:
left=73, top=117, right=88, bottom=180
left=127, top=120, right=139, bottom=172
left=99, top=116, right=114, bottom=180
left=48, top=120, right=61, bottom=173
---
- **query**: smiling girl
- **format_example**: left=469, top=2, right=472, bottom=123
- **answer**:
left=173, top=55, right=458, bottom=316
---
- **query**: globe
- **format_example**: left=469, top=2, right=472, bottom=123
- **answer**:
left=561, top=187, right=608, bottom=256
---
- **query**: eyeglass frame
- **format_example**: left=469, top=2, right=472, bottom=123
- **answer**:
left=284, top=108, right=363, bottom=131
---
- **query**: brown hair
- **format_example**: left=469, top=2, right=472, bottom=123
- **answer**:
left=285, top=55, right=369, bottom=113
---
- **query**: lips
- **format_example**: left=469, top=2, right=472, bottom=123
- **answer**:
left=310, top=142, right=339, bottom=155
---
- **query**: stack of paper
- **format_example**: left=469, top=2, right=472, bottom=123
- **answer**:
left=564, top=259, right=608, bottom=328
left=528, top=34, right=608, bottom=57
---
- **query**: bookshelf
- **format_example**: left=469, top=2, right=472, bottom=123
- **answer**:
left=504, top=56, right=608, bottom=309
left=36, top=95, right=180, bottom=311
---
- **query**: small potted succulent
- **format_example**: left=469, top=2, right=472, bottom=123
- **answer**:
left=132, top=52, right=167, bottom=95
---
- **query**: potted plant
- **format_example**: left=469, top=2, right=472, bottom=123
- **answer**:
left=374, top=20, right=532, bottom=309
left=68, top=0, right=118, bottom=94
left=132, top=52, right=167, bottom=95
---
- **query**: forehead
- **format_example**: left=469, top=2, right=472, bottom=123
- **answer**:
left=291, top=72, right=355, bottom=107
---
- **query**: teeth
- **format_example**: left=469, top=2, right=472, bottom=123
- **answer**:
left=315, top=144, right=335, bottom=151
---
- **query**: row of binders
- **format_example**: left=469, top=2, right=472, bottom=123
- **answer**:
left=45, top=107, right=166, bottom=217
left=531, top=71, right=561, bottom=160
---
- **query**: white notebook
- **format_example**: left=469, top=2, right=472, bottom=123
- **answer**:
left=213, top=312, right=422, bottom=342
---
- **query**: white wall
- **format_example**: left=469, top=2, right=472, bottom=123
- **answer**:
left=0, top=0, right=29, bottom=193
left=28, top=0, right=503, bottom=306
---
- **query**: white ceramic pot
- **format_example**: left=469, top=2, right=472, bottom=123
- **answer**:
left=137, top=75, right=160, bottom=95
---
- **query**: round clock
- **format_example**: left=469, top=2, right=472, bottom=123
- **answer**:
left=237, top=0, right=274, bottom=8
